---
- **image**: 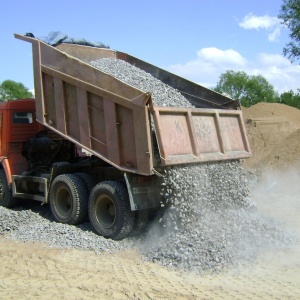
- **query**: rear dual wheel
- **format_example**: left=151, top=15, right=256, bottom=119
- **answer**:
left=88, top=181, right=135, bottom=240
left=49, top=174, right=88, bottom=225
left=50, top=175, right=148, bottom=240
left=75, top=172, right=96, bottom=195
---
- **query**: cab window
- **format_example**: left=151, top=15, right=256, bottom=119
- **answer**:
left=12, top=112, right=33, bottom=124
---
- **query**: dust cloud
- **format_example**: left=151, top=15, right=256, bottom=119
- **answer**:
left=252, top=167, right=300, bottom=235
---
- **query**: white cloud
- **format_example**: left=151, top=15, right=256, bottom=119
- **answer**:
left=197, top=48, right=246, bottom=66
left=167, top=48, right=247, bottom=88
left=239, top=13, right=279, bottom=30
left=257, top=53, right=290, bottom=67
left=254, top=53, right=300, bottom=92
left=268, top=26, right=281, bottom=42
left=239, top=13, right=281, bottom=42
left=166, top=48, right=300, bottom=93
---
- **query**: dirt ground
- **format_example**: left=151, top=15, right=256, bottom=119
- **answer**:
left=0, top=102, right=299, bottom=299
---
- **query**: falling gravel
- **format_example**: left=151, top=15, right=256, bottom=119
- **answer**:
left=139, top=162, right=294, bottom=273
left=0, top=57, right=295, bottom=275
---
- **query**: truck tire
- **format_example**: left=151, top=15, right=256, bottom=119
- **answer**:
left=88, top=181, right=135, bottom=240
left=49, top=174, right=88, bottom=225
left=75, top=173, right=96, bottom=195
left=0, top=170, right=18, bottom=208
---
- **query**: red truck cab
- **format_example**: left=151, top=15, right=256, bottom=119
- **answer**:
left=0, top=99, right=42, bottom=185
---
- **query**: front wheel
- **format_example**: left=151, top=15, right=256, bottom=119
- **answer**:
left=88, top=181, right=135, bottom=240
left=0, top=170, right=18, bottom=208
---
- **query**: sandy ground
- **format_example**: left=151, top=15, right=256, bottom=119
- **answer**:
left=0, top=188, right=299, bottom=299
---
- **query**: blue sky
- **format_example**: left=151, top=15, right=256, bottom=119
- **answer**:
left=1, top=0, right=299, bottom=94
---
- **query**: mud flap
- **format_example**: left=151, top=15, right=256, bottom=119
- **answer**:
left=124, top=173, right=162, bottom=211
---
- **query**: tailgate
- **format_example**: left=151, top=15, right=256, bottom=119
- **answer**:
left=152, top=106, right=251, bottom=166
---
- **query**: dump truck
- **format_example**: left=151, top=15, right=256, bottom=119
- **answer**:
left=0, top=33, right=251, bottom=240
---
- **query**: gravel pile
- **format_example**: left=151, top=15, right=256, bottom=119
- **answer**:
left=0, top=57, right=294, bottom=274
left=90, top=58, right=194, bottom=108
left=0, top=204, right=136, bottom=254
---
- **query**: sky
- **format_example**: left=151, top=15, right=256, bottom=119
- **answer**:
left=1, top=0, right=299, bottom=94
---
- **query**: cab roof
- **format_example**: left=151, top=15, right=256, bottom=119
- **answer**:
left=0, top=99, right=35, bottom=110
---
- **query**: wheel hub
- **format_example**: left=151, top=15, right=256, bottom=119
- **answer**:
left=56, top=187, right=72, bottom=216
left=95, top=195, right=116, bottom=229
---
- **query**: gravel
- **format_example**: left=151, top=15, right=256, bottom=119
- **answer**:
left=0, top=57, right=295, bottom=274
left=139, top=162, right=294, bottom=273
left=1, top=203, right=136, bottom=254
left=90, top=58, right=194, bottom=108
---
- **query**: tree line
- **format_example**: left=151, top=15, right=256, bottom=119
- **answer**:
left=213, top=70, right=300, bottom=109
left=0, top=80, right=33, bottom=101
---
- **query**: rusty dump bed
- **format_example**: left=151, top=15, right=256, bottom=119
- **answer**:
left=15, top=34, right=251, bottom=175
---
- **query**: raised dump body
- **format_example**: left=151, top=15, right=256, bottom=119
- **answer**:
left=15, top=34, right=251, bottom=176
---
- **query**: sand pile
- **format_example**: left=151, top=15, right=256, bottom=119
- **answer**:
left=242, top=102, right=300, bottom=171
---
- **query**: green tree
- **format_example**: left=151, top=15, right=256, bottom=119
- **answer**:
left=0, top=80, right=33, bottom=101
left=278, top=0, right=300, bottom=63
left=280, top=89, right=300, bottom=108
left=213, top=70, right=279, bottom=107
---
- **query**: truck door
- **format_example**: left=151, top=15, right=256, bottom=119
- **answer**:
left=7, top=109, right=39, bottom=177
